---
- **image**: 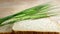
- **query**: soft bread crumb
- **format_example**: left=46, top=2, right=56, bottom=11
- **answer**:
left=12, top=16, right=60, bottom=32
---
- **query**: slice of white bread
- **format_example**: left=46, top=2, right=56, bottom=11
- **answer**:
left=12, top=16, right=60, bottom=32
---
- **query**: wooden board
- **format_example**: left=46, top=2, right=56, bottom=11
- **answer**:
left=0, top=31, right=59, bottom=34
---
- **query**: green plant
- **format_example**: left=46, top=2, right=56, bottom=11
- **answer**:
left=0, top=3, right=55, bottom=26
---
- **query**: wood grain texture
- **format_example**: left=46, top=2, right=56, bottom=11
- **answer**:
left=13, top=31, right=59, bottom=34
left=0, top=31, right=59, bottom=34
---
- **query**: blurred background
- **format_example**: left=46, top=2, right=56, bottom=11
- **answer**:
left=0, top=0, right=53, bottom=18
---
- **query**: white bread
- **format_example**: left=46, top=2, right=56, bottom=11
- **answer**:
left=12, top=16, right=60, bottom=32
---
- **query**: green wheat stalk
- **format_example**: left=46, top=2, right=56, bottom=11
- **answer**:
left=0, top=3, right=55, bottom=26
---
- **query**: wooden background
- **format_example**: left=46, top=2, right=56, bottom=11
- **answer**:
left=0, top=31, right=59, bottom=34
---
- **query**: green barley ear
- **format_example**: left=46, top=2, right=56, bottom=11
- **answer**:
left=0, top=3, right=50, bottom=24
left=0, top=3, right=55, bottom=26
